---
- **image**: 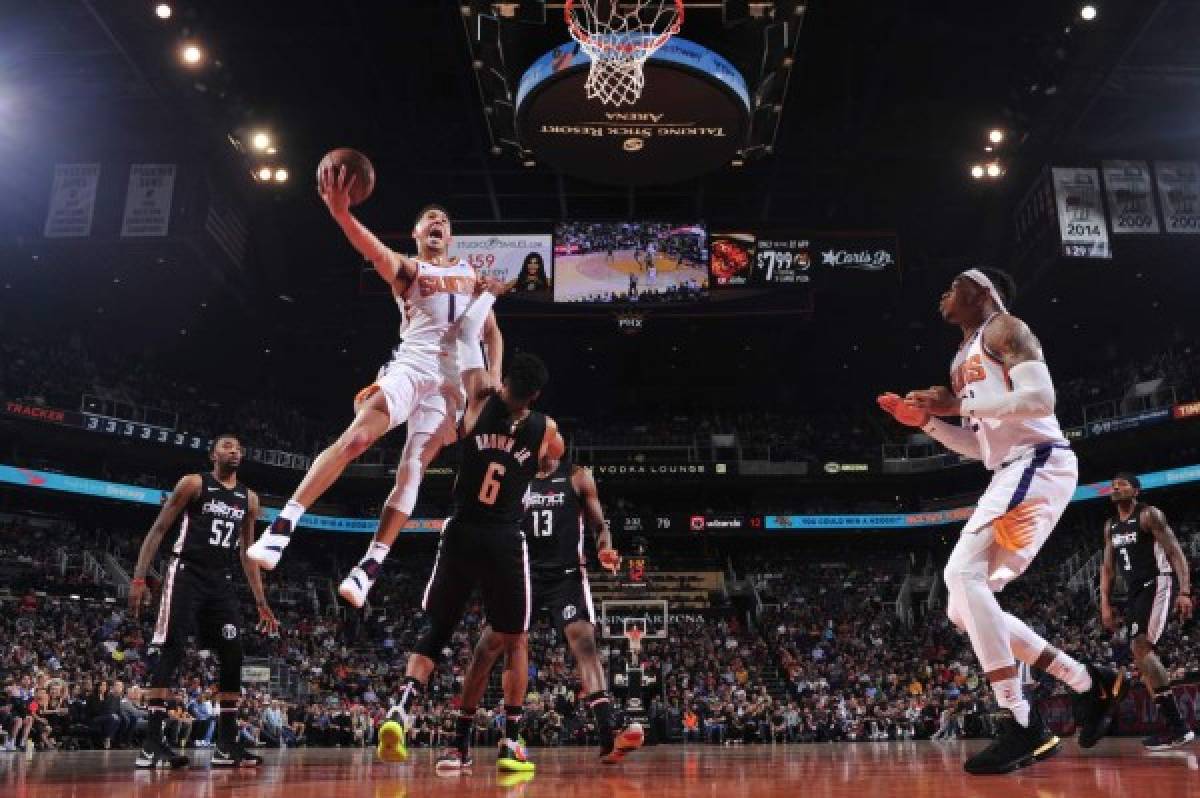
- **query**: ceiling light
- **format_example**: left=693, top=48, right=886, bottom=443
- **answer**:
left=986, top=162, right=1002, bottom=178
left=970, top=165, right=985, bottom=179
left=988, top=129, right=1005, bottom=144
left=181, top=44, right=204, bottom=66
left=155, top=4, right=172, bottom=20
left=1080, top=5, right=1098, bottom=22
left=274, top=168, right=289, bottom=182
left=257, top=166, right=272, bottom=181
left=251, top=131, right=271, bottom=151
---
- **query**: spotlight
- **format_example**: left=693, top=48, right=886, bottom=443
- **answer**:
left=988, top=129, right=1005, bottom=144
left=265, top=146, right=277, bottom=155
left=986, top=162, right=1002, bottom=178
left=970, top=165, right=985, bottom=179
left=251, top=131, right=271, bottom=151
left=985, top=146, right=994, bottom=152
left=181, top=44, right=204, bottom=66
left=256, top=166, right=273, bottom=181
left=274, top=168, right=289, bottom=183
left=155, top=3, right=172, bottom=19
left=1080, top=5, right=1097, bottom=21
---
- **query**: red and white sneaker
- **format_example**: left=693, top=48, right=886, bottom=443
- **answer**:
left=600, top=722, right=644, bottom=764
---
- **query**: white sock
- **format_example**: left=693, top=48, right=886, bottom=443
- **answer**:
left=992, top=677, right=1030, bottom=727
left=280, top=499, right=306, bottom=526
left=361, top=541, right=390, bottom=566
left=1045, top=652, right=1092, bottom=693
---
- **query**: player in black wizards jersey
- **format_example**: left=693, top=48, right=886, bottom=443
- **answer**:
left=1100, top=472, right=1194, bottom=750
left=510, top=459, right=642, bottom=763
left=377, top=283, right=565, bottom=774
left=129, top=434, right=279, bottom=769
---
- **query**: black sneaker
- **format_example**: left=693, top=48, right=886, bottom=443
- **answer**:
left=135, top=739, right=189, bottom=769
left=1143, top=728, right=1196, bottom=751
left=964, top=707, right=1061, bottom=775
left=1074, top=664, right=1124, bottom=749
left=211, top=742, right=263, bottom=768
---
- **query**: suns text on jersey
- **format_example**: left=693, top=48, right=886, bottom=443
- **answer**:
left=474, top=433, right=532, bottom=465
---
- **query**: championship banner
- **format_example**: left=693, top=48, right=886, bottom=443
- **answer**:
left=1051, top=167, right=1111, bottom=258
left=120, top=164, right=177, bottom=237
left=1155, top=161, right=1200, bottom=234
left=448, top=234, right=553, bottom=298
left=1101, top=160, right=1160, bottom=234
left=44, top=163, right=101, bottom=238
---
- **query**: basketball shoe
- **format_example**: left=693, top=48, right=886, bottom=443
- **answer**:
left=338, top=565, right=376, bottom=608
left=435, top=746, right=473, bottom=773
left=497, top=738, right=535, bottom=772
left=1074, top=664, right=1125, bottom=748
left=1143, top=728, right=1195, bottom=751
left=246, top=518, right=293, bottom=570
left=964, top=706, right=1060, bottom=775
left=376, top=716, right=408, bottom=763
left=211, top=742, right=263, bottom=768
left=135, top=738, right=189, bottom=769
left=600, top=722, right=644, bottom=764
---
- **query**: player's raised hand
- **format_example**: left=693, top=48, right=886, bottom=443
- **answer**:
left=256, top=603, right=280, bottom=636
left=317, top=163, right=357, bottom=217
left=905, top=386, right=960, bottom=416
left=877, top=392, right=929, bottom=427
left=598, top=547, right=622, bottom=574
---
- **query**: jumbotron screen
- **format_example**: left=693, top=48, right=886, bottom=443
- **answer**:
left=553, top=222, right=709, bottom=304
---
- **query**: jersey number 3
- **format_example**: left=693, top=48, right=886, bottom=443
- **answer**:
left=479, top=462, right=505, bottom=505
left=209, top=519, right=237, bottom=548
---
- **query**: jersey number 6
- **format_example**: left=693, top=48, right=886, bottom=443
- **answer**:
left=479, top=462, right=505, bottom=505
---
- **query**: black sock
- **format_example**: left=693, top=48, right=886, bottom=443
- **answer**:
left=1154, top=687, right=1186, bottom=731
left=217, top=699, right=239, bottom=749
left=587, top=691, right=616, bottom=745
left=145, top=698, right=167, bottom=748
left=456, top=709, right=476, bottom=755
left=504, top=705, right=523, bottom=744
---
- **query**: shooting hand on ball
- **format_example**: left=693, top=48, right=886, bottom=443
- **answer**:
left=318, top=164, right=357, bottom=218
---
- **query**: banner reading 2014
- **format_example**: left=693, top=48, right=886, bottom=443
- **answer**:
left=449, top=235, right=554, bottom=300
left=1051, top=167, right=1111, bottom=258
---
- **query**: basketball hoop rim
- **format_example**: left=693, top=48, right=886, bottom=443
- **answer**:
left=563, top=0, right=685, bottom=55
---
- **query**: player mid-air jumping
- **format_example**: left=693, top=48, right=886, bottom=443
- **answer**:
left=248, top=164, right=502, bottom=609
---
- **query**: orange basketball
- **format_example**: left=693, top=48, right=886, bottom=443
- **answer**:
left=317, top=147, right=375, bottom=207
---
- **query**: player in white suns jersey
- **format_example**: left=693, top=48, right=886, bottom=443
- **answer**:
left=248, top=165, right=503, bottom=609
left=878, top=269, right=1121, bottom=775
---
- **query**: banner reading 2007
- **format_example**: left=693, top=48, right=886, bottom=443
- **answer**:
left=1155, top=161, right=1200, bottom=234
left=1051, top=167, right=1111, bottom=258
left=449, top=235, right=554, bottom=300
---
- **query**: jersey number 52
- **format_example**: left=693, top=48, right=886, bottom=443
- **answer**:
left=208, top=519, right=237, bottom=548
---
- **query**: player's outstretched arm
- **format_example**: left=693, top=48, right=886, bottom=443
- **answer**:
left=129, top=474, right=201, bottom=615
left=240, top=491, right=279, bottom=634
left=573, top=465, right=620, bottom=573
left=1099, top=520, right=1116, bottom=631
left=318, top=163, right=416, bottom=289
left=1142, top=505, right=1193, bottom=619
left=483, top=310, right=504, bottom=387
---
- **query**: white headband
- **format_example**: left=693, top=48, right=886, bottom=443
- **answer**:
left=959, top=268, right=1007, bottom=313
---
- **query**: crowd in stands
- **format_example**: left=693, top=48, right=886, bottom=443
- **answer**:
left=1, top=504, right=1196, bottom=756
left=7, top=334, right=1198, bottom=469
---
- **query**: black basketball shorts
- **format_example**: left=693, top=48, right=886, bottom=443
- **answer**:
left=531, top=567, right=596, bottom=634
left=421, top=518, right=531, bottom=634
left=1126, top=574, right=1177, bottom=645
left=151, top=559, right=243, bottom=647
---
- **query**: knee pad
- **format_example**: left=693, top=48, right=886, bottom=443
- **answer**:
left=216, top=634, right=244, bottom=693
left=387, top=452, right=426, bottom=515
left=151, top=639, right=185, bottom=688
left=414, top=617, right=456, bottom=662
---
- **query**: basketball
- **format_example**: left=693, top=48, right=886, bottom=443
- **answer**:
left=317, top=147, right=375, bottom=206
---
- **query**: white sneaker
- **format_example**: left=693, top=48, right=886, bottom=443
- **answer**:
left=246, top=518, right=294, bottom=570
left=338, top=566, right=375, bottom=608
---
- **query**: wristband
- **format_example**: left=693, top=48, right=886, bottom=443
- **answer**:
left=131, top=578, right=147, bottom=586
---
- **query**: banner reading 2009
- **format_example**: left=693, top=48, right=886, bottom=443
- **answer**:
left=449, top=235, right=554, bottom=300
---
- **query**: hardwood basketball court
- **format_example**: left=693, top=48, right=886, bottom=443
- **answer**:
left=3, top=740, right=1195, bottom=798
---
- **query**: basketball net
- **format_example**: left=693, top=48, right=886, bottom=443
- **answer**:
left=565, top=0, right=684, bottom=106
left=625, top=627, right=644, bottom=664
